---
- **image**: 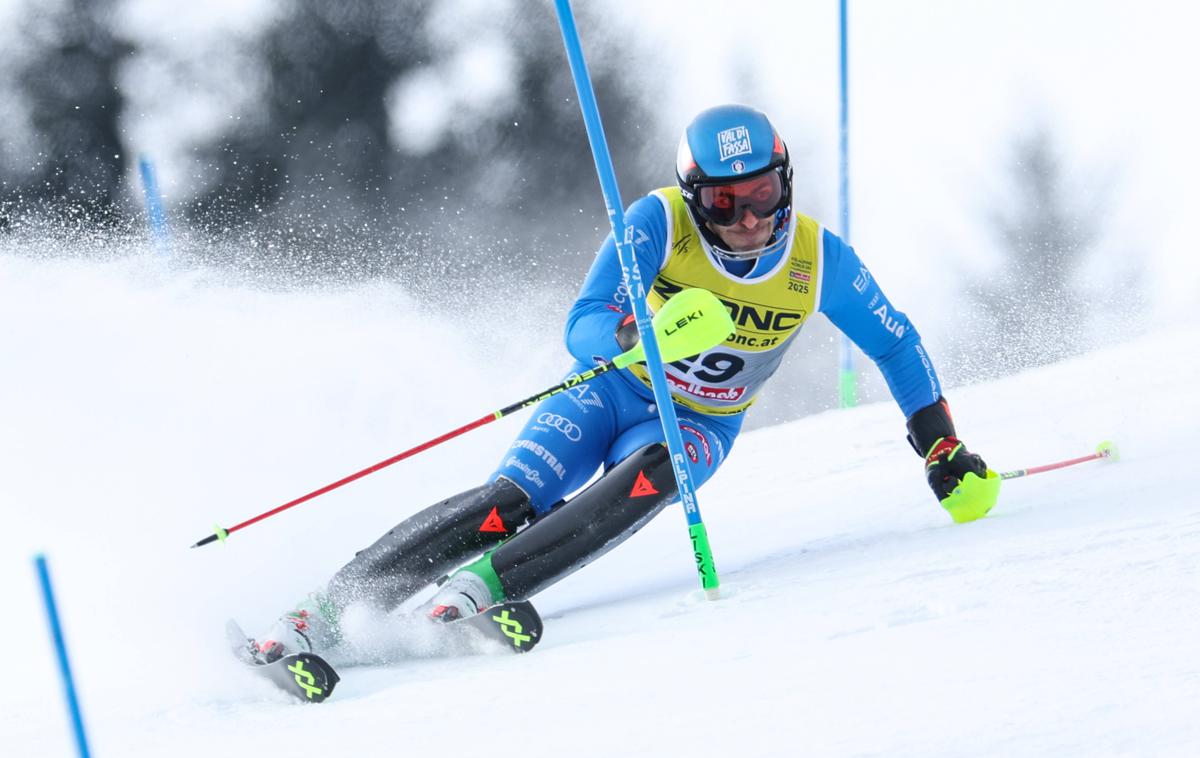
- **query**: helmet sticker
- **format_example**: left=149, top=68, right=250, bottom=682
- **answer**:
left=717, top=126, right=752, bottom=162
left=675, top=105, right=794, bottom=262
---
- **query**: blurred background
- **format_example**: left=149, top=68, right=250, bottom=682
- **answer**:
left=1, top=0, right=1195, bottom=428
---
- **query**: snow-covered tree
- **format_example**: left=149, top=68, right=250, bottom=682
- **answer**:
left=7, top=0, right=131, bottom=227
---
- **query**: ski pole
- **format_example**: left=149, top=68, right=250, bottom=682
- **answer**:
left=998, top=441, right=1118, bottom=481
left=554, top=0, right=722, bottom=598
left=190, top=288, right=733, bottom=548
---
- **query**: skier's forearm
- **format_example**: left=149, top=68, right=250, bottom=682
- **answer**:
left=564, top=304, right=628, bottom=364
left=818, top=229, right=944, bottom=415
left=564, top=195, right=669, bottom=364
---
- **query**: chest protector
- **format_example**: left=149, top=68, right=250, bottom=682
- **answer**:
left=628, top=186, right=822, bottom=416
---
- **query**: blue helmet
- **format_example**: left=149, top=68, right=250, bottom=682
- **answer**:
left=675, top=105, right=793, bottom=260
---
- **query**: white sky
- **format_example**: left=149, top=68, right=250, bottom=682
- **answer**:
left=614, top=0, right=1199, bottom=321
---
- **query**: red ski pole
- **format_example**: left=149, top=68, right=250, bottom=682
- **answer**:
left=189, top=287, right=736, bottom=548
left=188, top=369, right=612, bottom=548
left=998, top=440, right=1118, bottom=481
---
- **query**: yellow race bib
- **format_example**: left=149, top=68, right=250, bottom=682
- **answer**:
left=628, top=187, right=822, bottom=415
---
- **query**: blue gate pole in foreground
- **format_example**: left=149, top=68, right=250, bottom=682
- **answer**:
left=35, top=554, right=93, bottom=758
left=553, top=0, right=720, bottom=597
left=837, top=0, right=859, bottom=408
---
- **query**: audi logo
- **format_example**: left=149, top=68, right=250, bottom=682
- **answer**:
left=537, top=412, right=582, bottom=442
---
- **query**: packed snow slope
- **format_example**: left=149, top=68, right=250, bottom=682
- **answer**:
left=2, top=253, right=1197, bottom=757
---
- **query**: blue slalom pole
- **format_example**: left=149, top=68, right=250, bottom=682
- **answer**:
left=138, top=155, right=170, bottom=258
left=553, top=0, right=719, bottom=597
left=35, top=554, right=93, bottom=758
left=837, top=0, right=859, bottom=408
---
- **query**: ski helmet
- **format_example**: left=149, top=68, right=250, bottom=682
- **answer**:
left=675, top=104, right=793, bottom=261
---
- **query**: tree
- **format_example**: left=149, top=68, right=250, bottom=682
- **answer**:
left=183, top=0, right=668, bottom=281
left=9, top=0, right=131, bottom=226
left=186, top=0, right=427, bottom=238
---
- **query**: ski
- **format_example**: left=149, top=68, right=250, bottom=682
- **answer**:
left=226, top=619, right=341, bottom=703
left=399, top=600, right=544, bottom=657
left=226, top=600, right=542, bottom=703
left=467, top=600, right=543, bottom=653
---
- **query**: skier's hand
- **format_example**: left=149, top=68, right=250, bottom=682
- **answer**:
left=906, top=398, right=999, bottom=522
left=922, top=436, right=988, bottom=501
left=616, top=313, right=639, bottom=351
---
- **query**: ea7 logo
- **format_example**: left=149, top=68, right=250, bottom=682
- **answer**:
left=622, top=225, right=650, bottom=247
left=537, top=412, right=582, bottom=442
left=853, top=266, right=872, bottom=294
left=717, top=126, right=752, bottom=161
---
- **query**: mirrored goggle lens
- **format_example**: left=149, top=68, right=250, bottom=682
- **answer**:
left=697, top=171, right=783, bottom=226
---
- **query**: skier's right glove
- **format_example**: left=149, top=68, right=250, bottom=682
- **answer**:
left=906, top=398, right=1000, bottom=523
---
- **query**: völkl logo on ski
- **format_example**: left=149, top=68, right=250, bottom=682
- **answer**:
left=490, top=609, right=533, bottom=649
left=288, top=659, right=323, bottom=699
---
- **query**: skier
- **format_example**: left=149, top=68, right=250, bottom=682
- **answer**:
left=249, top=104, right=997, bottom=661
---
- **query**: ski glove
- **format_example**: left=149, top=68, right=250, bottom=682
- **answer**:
left=922, top=437, right=988, bottom=501
left=906, top=398, right=1000, bottom=523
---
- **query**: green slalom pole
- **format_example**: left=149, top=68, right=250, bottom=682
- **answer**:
left=554, top=0, right=724, bottom=597
left=191, top=289, right=732, bottom=549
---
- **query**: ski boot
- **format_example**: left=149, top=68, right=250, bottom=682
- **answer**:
left=427, top=567, right=499, bottom=623
left=250, top=593, right=340, bottom=663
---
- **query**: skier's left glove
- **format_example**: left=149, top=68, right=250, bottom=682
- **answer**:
left=906, top=399, right=1000, bottom=523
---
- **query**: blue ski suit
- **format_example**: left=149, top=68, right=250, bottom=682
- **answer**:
left=491, top=188, right=944, bottom=515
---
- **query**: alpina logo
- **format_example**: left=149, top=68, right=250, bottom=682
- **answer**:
left=717, top=126, right=752, bottom=161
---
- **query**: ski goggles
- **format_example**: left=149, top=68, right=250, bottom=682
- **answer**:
left=693, top=168, right=786, bottom=227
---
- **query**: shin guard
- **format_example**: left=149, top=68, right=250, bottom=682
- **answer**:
left=489, top=444, right=677, bottom=600
left=327, top=477, right=533, bottom=612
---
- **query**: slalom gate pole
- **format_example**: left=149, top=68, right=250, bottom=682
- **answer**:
left=35, top=554, right=93, bottom=758
left=190, top=289, right=733, bottom=549
left=999, top=441, right=1118, bottom=481
left=553, top=0, right=721, bottom=598
left=138, top=155, right=170, bottom=258
left=837, top=0, right=858, bottom=409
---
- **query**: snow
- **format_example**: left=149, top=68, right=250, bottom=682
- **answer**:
left=2, top=251, right=1198, bottom=757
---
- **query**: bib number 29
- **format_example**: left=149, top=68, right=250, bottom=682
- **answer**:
left=670, top=352, right=745, bottom=383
